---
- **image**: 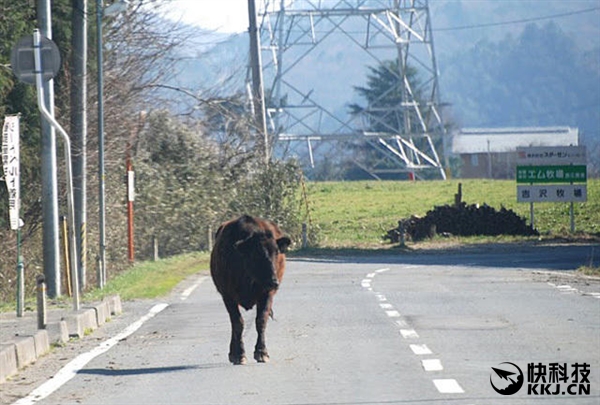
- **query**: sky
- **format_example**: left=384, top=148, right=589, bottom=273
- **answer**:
left=167, top=0, right=249, bottom=33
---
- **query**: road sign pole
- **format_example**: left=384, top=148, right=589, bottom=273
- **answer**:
left=530, top=201, right=534, bottom=231
left=36, top=0, right=61, bottom=298
left=570, top=202, right=575, bottom=233
left=33, top=29, right=80, bottom=311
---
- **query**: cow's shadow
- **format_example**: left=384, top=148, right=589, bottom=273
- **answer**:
left=77, top=364, right=225, bottom=376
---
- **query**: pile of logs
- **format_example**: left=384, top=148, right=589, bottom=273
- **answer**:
left=385, top=202, right=538, bottom=243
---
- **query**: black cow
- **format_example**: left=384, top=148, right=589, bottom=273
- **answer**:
left=210, top=215, right=291, bottom=365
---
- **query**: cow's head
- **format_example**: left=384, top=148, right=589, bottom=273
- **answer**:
left=234, top=231, right=291, bottom=290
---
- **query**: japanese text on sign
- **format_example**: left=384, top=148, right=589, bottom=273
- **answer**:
left=2, top=115, right=20, bottom=230
left=517, top=185, right=587, bottom=203
left=516, top=165, right=587, bottom=184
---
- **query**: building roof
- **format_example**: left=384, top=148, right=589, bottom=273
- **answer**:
left=451, top=126, right=579, bottom=154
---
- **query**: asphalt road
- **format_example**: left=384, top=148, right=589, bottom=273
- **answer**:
left=6, top=245, right=600, bottom=405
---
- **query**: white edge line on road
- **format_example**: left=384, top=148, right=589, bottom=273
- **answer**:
left=375, top=268, right=390, bottom=273
left=12, top=303, right=169, bottom=405
left=180, top=276, right=208, bottom=300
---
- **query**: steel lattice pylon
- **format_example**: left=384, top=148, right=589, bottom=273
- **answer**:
left=256, top=0, right=447, bottom=179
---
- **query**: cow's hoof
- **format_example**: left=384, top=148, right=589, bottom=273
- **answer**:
left=229, top=354, right=247, bottom=365
left=254, top=351, right=270, bottom=363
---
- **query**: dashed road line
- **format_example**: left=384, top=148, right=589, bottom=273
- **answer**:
left=433, top=379, right=465, bottom=394
left=547, top=282, right=600, bottom=298
left=395, top=319, right=409, bottom=328
left=375, top=268, right=390, bottom=274
left=410, top=344, right=433, bottom=355
left=362, top=268, right=466, bottom=396
left=399, top=328, right=419, bottom=339
left=422, top=359, right=444, bottom=371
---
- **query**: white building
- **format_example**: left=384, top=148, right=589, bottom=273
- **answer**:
left=450, top=127, right=579, bottom=178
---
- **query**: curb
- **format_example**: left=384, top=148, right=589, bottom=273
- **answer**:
left=0, top=295, right=122, bottom=384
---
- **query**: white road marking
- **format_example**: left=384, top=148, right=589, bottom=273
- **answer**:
left=548, top=282, right=600, bottom=298
left=422, top=359, right=443, bottom=371
left=395, top=319, right=409, bottom=328
left=410, top=344, right=433, bottom=355
left=180, top=276, right=208, bottom=300
left=11, top=303, right=169, bottom=405
left=556, top=285, right=577, bottom=292
left=364, top=268, right=465, bottom=396
left=433, top=379, right=464, bottom=393
left=400, top=329, right=419, bottom=339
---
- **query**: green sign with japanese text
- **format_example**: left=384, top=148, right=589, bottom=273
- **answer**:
left=516, top=165, right=587, bottom=184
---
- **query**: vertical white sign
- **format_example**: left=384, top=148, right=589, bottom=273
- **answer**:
left=2, top=115, right=20, bottom=230
left=127, top=170, right=135, bottom=202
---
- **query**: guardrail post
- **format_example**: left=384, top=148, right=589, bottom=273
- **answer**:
left=37, top=275, right=47, bottom=329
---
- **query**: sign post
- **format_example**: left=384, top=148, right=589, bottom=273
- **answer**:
left=516, top=146, right=587, bottom=232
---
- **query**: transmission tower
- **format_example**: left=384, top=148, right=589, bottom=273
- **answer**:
left=256, top=0, right=447, bottom=179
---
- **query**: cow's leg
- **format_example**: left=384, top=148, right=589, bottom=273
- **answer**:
left=223, top=298, right=246, bottom=365
left=254, top=293, right=273, bottom=363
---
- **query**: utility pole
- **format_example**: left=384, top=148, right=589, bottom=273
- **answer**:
left=37, top=0, right=61, bottom=297
left=247, top=0, right=269, bottom=164
left=96, top=0, right=107, bottom=288
left=71, top=0, right=87, bottom=290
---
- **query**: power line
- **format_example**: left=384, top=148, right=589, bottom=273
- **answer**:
left=434, top=6, right=600, bottom=32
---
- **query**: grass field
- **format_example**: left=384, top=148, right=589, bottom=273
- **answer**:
left=305, top=179, right=600, bottom=247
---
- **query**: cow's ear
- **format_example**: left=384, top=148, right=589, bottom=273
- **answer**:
left=276, top=236, right=292, bottom=253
